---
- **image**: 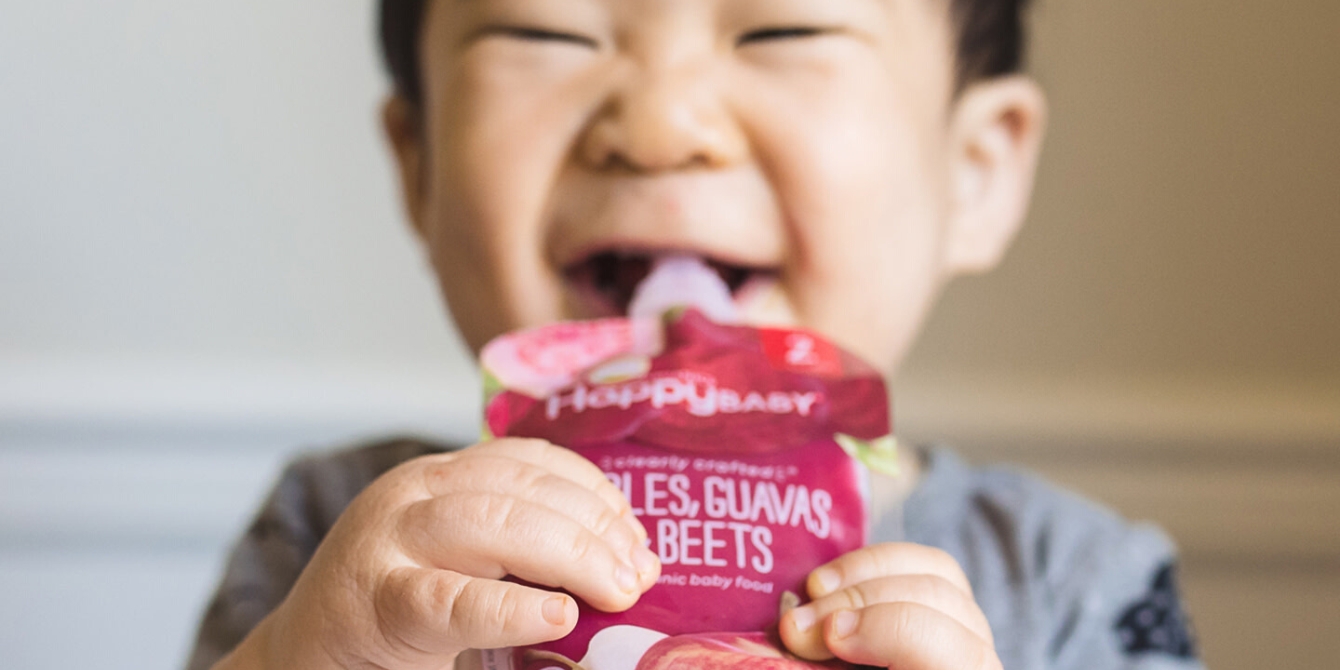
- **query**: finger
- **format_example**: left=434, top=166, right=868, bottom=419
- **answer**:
left=462, top=439, right=636, bottom=525
left=781, top=574, right=994, bottom=660
left=421, top=453, right=649, bottom=556
left=808, top=543, right=972, bottom=599
left=399, top=492, right=657, bottom=612
left=374, top=566, right=578, bottom=657
left=824, top=602, right=1002, bottom=670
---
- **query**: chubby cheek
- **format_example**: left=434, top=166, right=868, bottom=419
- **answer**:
left=756, top=88, right=953, bottom=374
left=809, top=145, right=950, bottom=372
left=791, top=206, right=949, bottom=373
left=421, top=57, right=603, bottom=351
left=799, top=219, right=947, bottom=375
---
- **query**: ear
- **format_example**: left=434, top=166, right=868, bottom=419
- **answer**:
left=381, top=94, right=430, bottom=239
left=943, top=76, right=1048, bottom=275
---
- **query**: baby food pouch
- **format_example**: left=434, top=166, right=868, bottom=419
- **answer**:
left=480, top=258, right=896, bottom=670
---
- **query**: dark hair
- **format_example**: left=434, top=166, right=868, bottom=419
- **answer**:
left=951, top=0, right=1030, bottom=87
left=379, top=0, right=1030, bottom=105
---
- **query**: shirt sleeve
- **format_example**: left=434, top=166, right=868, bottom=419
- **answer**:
left=1047, top=521, right=1204, bottom=670
left=900, top=448, right=1207, bottom=670
left=183, top=438, right=450, bottom=670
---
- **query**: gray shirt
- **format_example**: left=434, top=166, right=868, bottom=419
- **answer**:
left=187, top=438, right=1204, bottom=670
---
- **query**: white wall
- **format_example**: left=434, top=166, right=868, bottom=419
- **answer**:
left=1, top=2, right=1338, bottom=670
left=0, top=1, right=465, bottom=366
left=0, top=2, right=477, bottom=668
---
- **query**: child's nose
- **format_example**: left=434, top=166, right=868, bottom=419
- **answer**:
left=579, top=61, right=748, bottom=172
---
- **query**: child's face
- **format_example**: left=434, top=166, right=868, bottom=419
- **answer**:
left=386, top=0, right=1044, bottom=374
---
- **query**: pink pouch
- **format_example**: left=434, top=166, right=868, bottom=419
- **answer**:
left=479, top=288, right=895, bottom=670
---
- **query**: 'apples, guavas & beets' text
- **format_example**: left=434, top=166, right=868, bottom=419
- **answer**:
left=607, top=471, right=835, bottom=575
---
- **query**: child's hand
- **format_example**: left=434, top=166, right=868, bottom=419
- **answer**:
left=226, top=439, right=659, bottom=670
left=779, top=543, right=1001, bottom=670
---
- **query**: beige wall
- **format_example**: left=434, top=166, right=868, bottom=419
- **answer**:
left=908, top=1, right=1340, bottom=384
left=898, top=3, right=1340, bottom=668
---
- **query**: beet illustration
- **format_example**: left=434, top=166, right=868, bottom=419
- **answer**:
left=637, top=632, right=842, bottom=670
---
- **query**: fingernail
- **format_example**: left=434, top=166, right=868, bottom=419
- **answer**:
left=831, top=610, right=859, bottom=640
left=615, top=564, right=639, bottom=593
left=812, top=568, right=841, bottom=596
left=632, top=545, right=659, bottom=578
left=542, top=596, right=569, bottom=626
left=790, top=606, right=816, bottom=633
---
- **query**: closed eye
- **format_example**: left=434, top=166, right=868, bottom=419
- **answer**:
left=478, top=25, right=598, bottom=49
left=737, top=26, right=830, bottom=46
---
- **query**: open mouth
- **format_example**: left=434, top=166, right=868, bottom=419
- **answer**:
left=563, top=250, right=769, bottom=317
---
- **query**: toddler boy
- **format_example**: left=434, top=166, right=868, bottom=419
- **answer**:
left=190, top=1, right=1203, bottom=669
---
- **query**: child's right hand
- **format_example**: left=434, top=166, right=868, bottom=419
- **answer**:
left=217, top=438, right=660, bottom=670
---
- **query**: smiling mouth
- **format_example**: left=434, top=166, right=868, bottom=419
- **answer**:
left=564, top=250, right=768, bottom=317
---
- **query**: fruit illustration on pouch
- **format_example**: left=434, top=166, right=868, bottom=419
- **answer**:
left=518, top=626, right=835, bottom=670
left=637, top=632, right=837, bottom=670
left=575, top=626, right=668, bottom=670
left=490, top=310, right=888, bottom=455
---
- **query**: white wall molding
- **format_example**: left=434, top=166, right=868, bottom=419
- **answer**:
left=896, top=371, right=1340, bottom=460
left=0, top=355, right=481, bottom=551
left=3, top=358, right=1338, bottom=567
left=0, top=354, right=481, bottom=435
left=897, top=371, right=1340, bottom=568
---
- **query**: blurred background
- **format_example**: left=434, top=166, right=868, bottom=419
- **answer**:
left=0, top=1, right=1336, bottom=668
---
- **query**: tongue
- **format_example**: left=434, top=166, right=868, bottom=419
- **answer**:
left=627, top=255, right=740, bottom=324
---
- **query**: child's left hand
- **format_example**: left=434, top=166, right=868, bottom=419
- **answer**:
left=779, top=543, right=1001, bottom=670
